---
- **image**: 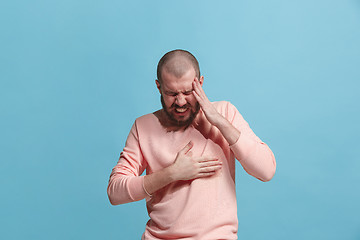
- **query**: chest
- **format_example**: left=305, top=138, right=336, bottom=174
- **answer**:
left=138, top=127, right=227, bottom=173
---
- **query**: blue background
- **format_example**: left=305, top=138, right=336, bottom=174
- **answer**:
left=1, top=0, right=359, bottom=239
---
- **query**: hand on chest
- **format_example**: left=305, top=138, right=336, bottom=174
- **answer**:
left=140, top=127, right=226, bottom=172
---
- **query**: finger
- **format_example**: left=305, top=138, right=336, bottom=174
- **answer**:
left=199, top=160, right=222, bottom=168
left=192, top=88, right=202, bottom=103
left=192, top=79, right=203, bottom=96
left=197, top=156, right=219, bottom=162
left=197, top=171, right=217, bottom=178
left=192, top=79, right=209, bottom=103
left=187, top=151, right=193, bottom=157
left=194, top=78, right=205, bottom=95
left=194, top=77, right=202, bottom=87
left=179, top=141, right=193, bottom=155
left=199, top=165, right=222, bottom=173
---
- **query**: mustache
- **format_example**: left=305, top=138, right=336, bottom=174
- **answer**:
left=170, top=104, right=191, bottom=109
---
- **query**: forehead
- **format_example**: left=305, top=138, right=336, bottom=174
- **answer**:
left=161, top=68, right=196, bottom=92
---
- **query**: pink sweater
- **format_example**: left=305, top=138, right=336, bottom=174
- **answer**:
left=108, top=101, right=276, bottom=239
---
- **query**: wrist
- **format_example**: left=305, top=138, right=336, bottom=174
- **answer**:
left=211, top=112, right=226, bottom=128
left=143, top=165, right=178, bottom=195
left=212, top=114, right=241, bottom=145
left=166, top=164, right=179, bottom=182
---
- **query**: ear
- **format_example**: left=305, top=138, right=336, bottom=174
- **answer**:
left=199, top=76, right=204, bottom=87
left=155, top=80, right=162, bottom=94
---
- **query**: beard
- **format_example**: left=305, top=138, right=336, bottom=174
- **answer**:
left=161, top=95, right=200, bottom=128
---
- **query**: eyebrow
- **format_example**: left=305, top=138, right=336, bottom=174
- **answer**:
left=164, top=88, right=193, bottom=95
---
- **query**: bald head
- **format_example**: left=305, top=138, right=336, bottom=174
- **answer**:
left=157, top=49, right=200, bottom=83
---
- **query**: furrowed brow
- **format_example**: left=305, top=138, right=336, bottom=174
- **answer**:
left=163, top=86, right=193, bottom=95
left=164, top=90, right=177, bottom=95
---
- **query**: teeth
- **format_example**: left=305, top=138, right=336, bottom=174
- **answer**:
left=176, top=108, right=187, bottom=113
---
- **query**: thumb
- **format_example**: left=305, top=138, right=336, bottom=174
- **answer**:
left=179, top=141, right=193, bottom=155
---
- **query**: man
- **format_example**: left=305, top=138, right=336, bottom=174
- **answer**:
left=107, top=49, right=276, bottom=239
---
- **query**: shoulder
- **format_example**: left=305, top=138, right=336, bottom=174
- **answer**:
left=211, top=101, right=246, bottom=124
left=134, top=112, right=158, bottom=127
left=212, top=100, right=238, bottom=114
left=212, top=100, right=232, bottom=108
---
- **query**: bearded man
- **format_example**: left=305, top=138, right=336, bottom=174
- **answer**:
left=107, top=49, right=276, bottom=240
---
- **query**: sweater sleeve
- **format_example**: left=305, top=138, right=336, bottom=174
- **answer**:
left=226, top=102, right=276, bottom=182
left=107, top=120, right=149, bottom=205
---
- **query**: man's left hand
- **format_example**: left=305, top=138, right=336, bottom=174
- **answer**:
left=192, top=78, right=222, bottom=127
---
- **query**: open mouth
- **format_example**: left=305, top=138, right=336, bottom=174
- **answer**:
left=175, top=108, right=187, bottom=113
left=174, top=107, right=189, bottom=115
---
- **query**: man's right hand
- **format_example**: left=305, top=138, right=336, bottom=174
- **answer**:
left=144, top=141, right=222, bottom=196
left=169, top=141, right=222, bottom=181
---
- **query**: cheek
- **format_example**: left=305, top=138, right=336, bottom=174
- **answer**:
left=163, top=96, right=175, bottom=107
left=187, top=96, right=197, bottom=105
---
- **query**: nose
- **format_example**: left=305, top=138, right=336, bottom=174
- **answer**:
left=175, top=94, right=187, bottom=107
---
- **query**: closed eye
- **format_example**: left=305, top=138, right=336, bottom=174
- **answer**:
left=165, top=92, right=177, bottom=96
left=164, top=90, right=193, bottom=96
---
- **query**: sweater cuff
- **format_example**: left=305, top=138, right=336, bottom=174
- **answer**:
left=127, top=175, right=148, bottom=201
left=142, top=180, right=153, bottom=198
